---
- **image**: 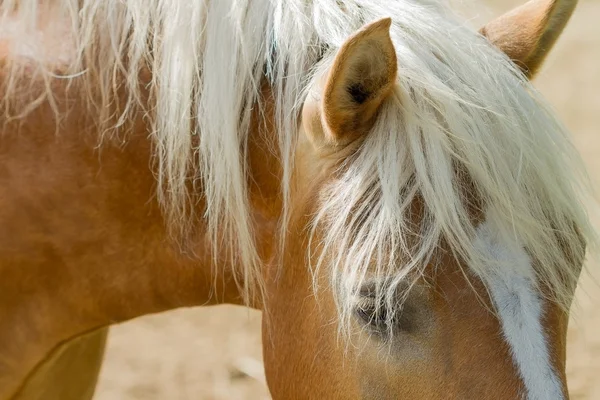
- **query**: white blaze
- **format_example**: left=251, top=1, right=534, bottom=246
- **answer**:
left=473, top=219, right=564, bottom=400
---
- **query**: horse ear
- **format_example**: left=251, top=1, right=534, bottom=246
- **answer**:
left=322, top=17, right=397, bottom=144
left=479, top=0, right=577, bottom=78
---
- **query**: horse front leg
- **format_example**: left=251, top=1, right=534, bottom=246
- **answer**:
left=11, top=328, right=108, bottom=400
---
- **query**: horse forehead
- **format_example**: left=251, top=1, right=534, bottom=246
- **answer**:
left=420, top=218, right=565, bottom=399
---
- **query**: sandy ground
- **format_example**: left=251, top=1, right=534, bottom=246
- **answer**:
left=93, top=1, right=600, bottom=399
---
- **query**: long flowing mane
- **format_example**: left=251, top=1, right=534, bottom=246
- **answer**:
left=0, top=0, right=595, bottom=325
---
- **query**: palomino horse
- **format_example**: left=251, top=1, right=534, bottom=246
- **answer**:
left=0, top=0, right=595, bottom=398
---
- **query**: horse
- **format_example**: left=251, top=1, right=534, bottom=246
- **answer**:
left=0, top=0, right=595, bottom=398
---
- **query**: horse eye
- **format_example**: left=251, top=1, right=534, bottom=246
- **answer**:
left=354, top=284, right=419, bottom=336
left=355, top=296, right=389, bottom=332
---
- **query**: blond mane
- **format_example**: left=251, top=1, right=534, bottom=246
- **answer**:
left=0, top=0, right=595, bottom=330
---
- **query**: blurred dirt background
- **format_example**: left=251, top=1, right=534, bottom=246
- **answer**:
left=92, top=1, right=600, bottom=399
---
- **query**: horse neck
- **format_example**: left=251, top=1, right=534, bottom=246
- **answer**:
left=0, top=67, right=283, bottom=394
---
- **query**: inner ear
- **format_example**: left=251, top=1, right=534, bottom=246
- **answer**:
left=322, top=18, right=398, bottom=144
